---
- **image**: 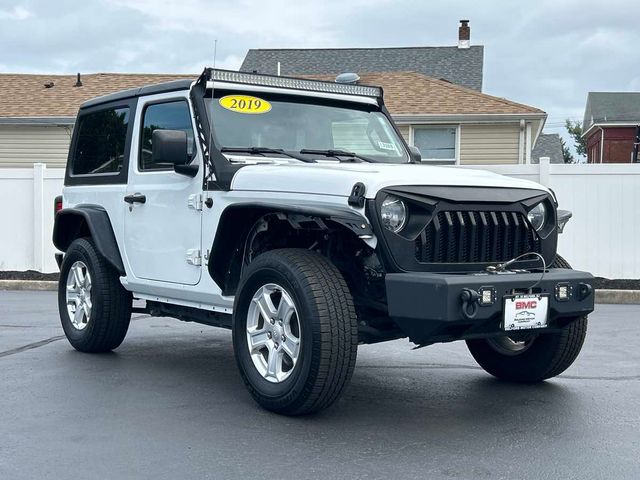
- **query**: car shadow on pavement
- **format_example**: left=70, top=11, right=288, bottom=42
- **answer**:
left=57, top=328, right=585, bottom=435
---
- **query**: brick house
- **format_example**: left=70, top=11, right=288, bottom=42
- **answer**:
left=582, top=92, right=640, bottom=163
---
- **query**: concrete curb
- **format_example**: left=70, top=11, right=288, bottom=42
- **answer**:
left=1, top=281, right=639, bottom=304
left=0, top=280, right=58, bottom=291
left=595, top=289, right=640, bottom=305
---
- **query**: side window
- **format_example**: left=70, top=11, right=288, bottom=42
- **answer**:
left=72, top=107, right=130, bottom=175
left=140, top=100, right=195, bottom=170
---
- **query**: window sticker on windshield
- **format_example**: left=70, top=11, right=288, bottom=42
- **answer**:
left=219, top=95, right=272, bottom=114
left=378, top=141, right=398, bottom=152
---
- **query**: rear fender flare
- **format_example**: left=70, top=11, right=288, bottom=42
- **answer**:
left=53, top=205, right=125, bottom=274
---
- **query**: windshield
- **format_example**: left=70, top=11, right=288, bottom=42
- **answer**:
left=206, top=90, right=409, bottom=163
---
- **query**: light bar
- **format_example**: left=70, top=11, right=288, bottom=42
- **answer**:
left=207, top=69, right=382, bottom=98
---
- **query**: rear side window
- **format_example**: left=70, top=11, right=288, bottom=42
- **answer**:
left=140, top=100, right=195, bottom=170
left=72, top=107, right=130, bottom=175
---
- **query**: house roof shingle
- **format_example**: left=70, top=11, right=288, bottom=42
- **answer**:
left=0, top=73, right=195, bottom=118
left=583, top=92, right=640, bottom=131
left=240, top=46, right=484, bottom=91
left=0, top=70, right=543, bottom=120
left=303, top=71, right=545, bottom=116
left=531, top=133, right=564, bottom=164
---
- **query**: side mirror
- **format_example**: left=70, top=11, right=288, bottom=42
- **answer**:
left=408, top=145, right=422, bottom=163
left=152, top=128, right=188, bottom=162
left=152, top=129, right=199, bottom=177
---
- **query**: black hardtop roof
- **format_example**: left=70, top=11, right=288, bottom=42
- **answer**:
left=80, top=79, right=193, bottom=109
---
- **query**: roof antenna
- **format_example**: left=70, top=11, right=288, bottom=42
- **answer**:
left=74, top=72, right=83, bottom=87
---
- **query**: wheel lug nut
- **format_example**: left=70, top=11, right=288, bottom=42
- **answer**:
left=270, top=318, right=275, bottom=325
left=274, top=343, right=279, bottom=349
left=267, top=332, right=272, bottom=339
left=282, top=335, right=286, bottom=341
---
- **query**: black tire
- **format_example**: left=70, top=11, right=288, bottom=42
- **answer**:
left=233, top=249, right=358, bottom=415
left=552, top=254, right=572, bottom=269
left=466, top=254, right=587, bottom=382
left=58, top=237, right=132, bottom=353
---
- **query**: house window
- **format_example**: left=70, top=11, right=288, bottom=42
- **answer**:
left=412, top=126, right=457, bottom=164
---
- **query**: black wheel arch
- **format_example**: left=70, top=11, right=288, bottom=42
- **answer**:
left=208, top=202, right=374, bottom=296
left=53, top=205, right=125, bottom=274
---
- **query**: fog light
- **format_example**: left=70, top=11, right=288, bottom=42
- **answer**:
left=478, top=287, right=496, bottom=306
left=555, top=283, right=572, bottom=302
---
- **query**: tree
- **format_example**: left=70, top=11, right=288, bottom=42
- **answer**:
left=565, top=119, right=586, bottom=158
left=561, top=137, right=574, bottom=163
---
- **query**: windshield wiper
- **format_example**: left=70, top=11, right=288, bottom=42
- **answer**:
left=299, top=149, right=375, bottom=163
left=221, top=147, right=315, bottom=163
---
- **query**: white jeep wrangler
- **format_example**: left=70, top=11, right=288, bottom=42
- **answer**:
left=53, top=69, right=595, bottom=415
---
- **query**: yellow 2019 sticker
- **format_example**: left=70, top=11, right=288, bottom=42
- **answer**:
left=219, top=95, right=272, bottom=114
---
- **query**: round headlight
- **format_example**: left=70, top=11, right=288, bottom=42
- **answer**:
left=527, top=202, right=547, bottom=231
left=381, top=195, right=407, bottom=233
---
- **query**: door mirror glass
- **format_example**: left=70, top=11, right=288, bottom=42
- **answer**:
left=408, top=145, right=422, bottom=163
left=151, top=129, right=189, bottom=167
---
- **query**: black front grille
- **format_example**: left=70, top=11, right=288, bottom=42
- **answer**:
left=414, top=210, right=540, bottom=264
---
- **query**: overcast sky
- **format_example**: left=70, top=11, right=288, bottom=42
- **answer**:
left=1, top=0, right=638, bottom=155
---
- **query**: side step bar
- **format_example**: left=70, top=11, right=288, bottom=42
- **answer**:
left=133, top=300, right=232, bottom=329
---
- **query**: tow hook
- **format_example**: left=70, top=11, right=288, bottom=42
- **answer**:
left=578, top=282, right=593, bottom=301
left=460, top=288, right=480, bottom=320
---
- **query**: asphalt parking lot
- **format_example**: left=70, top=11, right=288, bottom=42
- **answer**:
left=1, top=291, right=638, bottom=480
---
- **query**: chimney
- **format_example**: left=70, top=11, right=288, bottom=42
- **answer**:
left=74, top=72, right=83, bottom=87
left=458, top=19, right=470, bottom=49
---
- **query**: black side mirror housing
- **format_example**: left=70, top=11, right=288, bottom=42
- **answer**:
left=152, top=129, right=189, bottom=166
left=408, top=145, right=422, bottom=164
left=173, top=163, right=199, bottom=177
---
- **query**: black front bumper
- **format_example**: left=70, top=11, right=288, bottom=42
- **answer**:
left=385, top=268, right=595, bottom=345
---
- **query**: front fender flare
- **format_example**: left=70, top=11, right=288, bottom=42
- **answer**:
left=208, top=201, right=374, bottom=295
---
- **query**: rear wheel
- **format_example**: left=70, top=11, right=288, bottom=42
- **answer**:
left=58, top=238, right=132, bottom=353
left=466, top=255, right=588, bottom=382
left=233, top=249, right=358, bottom=415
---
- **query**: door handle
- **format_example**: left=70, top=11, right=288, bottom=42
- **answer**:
left=124, top=193, right=146, bottom=204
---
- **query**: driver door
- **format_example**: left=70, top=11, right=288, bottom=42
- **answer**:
left=123, top=94, right=202, bottom=286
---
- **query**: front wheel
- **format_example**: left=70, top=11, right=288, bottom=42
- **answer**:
left=466, top=255, right=588, bottom=382
left=232, top=249, right=358, bottom=415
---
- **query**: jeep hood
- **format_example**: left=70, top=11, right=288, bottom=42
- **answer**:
left=230, top=163, right=549, bottom=199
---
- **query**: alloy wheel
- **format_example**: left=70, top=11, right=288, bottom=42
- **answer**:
left=65, top=261, right=93, bottom=330
left=246, top=283, right=301, bottom=383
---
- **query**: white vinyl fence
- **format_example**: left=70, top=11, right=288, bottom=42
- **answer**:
left=0, top=164, right=64, bottom=273
left=459, top=159, right=640, bottom=278
left=1, top=160, right=639, bottom=278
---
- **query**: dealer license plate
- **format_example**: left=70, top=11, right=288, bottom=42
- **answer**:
left=503, top=294, right=549, bottom=331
